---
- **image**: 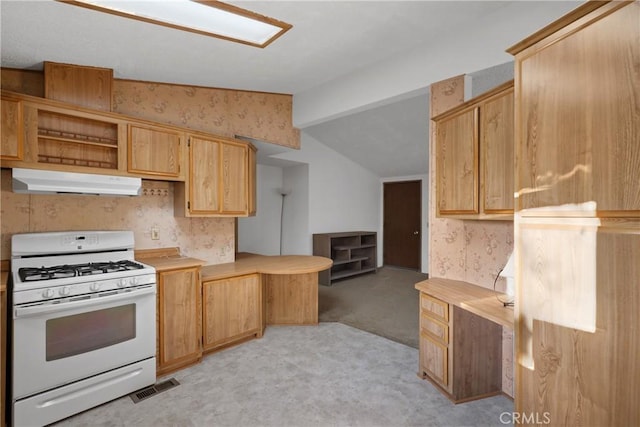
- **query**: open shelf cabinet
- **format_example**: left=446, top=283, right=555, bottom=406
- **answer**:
left=313, top=231, right=377, bottom=286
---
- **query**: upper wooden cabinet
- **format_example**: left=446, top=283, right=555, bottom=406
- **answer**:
left=220, top=141, right=248, bottom=214
left=44, top=62, right=113, bottom=112
left=433, top=81, right=514, bottom=219
left=127, top=124, right=184, bottom=180
left=247, top=144, right=257, bottom=217
left=175, top=133, right=254, bottom=217
left=435, top=107, right=478, bottom=215
left=1, top=95, right=24, bottom=161
left=509, top=2, right=639, bottom=217
left=481, top=87, right=514, bottom=214
left=1, top=89, right=256, bottom=217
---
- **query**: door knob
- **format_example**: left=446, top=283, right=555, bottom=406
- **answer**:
left=413, top=231, right=419, bottom=235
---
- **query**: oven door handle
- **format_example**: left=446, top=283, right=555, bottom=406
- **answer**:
left=14, top=286, right=156, bottom=318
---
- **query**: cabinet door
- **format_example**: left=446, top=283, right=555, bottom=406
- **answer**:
left=128, top=124, right=182, bottom=178
left=1, top=97, right=24, bottom=160
left=202, top=274, right=261, bottom=351
left=481, top=88, right=514, bottom=214
left=516, top=3, right=639, bottom=216
left=220, top=141, right=248, bottom=215
left=189, top=135, right=220, bottom=214
left=436, top=108, right=479, bottom=215
left=420, top=331, right=448, bottom=386
left=157, top=268, right=201, bottom=375
left=247, top=145, right=257, bottom=216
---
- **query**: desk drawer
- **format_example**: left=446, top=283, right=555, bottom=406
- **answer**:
left=420, top=314, right=449, bottom=344
left=420, top=293, right=449, bottom=323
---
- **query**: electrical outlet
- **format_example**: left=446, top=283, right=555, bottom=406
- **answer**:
left=151, top=227, right=159, bottom=240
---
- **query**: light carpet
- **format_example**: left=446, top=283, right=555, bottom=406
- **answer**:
left=54, top=323, right=512, bottom=427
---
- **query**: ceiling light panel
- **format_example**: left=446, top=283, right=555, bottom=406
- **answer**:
left=58, top=0, right=292, bottom=47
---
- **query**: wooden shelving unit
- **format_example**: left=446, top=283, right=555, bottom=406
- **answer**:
left=36, top=109, right=119, bottom=170
left=313, top=231, right=377, bottom=286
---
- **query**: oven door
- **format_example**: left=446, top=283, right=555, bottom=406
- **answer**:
left=13, top=285, right=156, bottom=400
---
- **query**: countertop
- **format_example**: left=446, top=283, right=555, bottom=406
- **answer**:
left=415, top=277, right=514, bottom=329
left=138, top=256, right=206, bottom=272
left=135, top=250, right=332, bottom=281
left=201, top=253, right=333, bottom=281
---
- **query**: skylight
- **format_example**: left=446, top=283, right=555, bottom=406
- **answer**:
left=58, top=0, right=292, bottom=48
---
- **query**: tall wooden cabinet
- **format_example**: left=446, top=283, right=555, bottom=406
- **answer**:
left=433, top=81, right=514, bottom=219
left=509, top=1, right=640, bottom=425
left=157, top=266, right=202, bottom=376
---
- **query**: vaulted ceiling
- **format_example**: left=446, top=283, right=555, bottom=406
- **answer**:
left=1, top=1, right=582, bottom=177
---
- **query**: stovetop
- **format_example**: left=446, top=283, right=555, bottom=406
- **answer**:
left=19, top=260, right=145, bottom=282
left=11, top=231, right=157, bottom=304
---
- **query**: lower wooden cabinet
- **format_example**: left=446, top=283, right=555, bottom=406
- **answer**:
left=157, top=267, right=202, bottom=376
left=202, top=274, right=262, bottom=352
left=418, top=292, right=502, bottom=402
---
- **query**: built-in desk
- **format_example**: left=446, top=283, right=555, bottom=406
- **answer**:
left=415, top=278, right=514, bottom=403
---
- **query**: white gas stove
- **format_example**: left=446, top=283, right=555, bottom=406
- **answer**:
left=10, top=231, right=157, bottom=427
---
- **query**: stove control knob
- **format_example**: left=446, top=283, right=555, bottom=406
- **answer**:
left=90, top=283, right=101, bottom=292
left=131, top=277, right=139, bottom=286
left=42, top=288, right=55, bottom=299
left=59, top=286, right=71, bottom=296
left=118, top=278, right=128, bottom=288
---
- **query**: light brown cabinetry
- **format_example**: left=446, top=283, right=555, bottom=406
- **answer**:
left=433, top=81, right=514, bottom=219
left=127, top=124, right=184, bottom=179
left=1, top=91, right=126, bottom=173
left=2, top=91, right=255, bottom=216
left=510, top=2, right=639, bottom=218
left=157, top=267, right=202, bottom=376
left=509, top=1, right=640, bottom=425
left=202, top=273, right=262, bottom=352
left=1, top=95, right=24, bottom=161
left=419, top=294, right=451, bottom=389
left=175, top=134, right=254, bottom=217
left=416, top=279, right=509, bottom=403
left=247, top=144, right=257, bottom=216
left=34, top=107, right=121, bottom=170
left=44, top=61, right=113, bottom=112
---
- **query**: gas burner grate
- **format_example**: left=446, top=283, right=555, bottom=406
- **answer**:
left=19, top=260, right=146, bottom=282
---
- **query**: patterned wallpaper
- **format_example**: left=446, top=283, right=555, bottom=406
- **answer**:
left=112, top=80, right=300, bottom=149
left=0, top=169, right=234, bottom=265
left=1, top=67, right=300, bottom=149
left=428, top=75, right=514, bottom=397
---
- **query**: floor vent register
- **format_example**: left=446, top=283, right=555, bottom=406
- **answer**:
left=129, top=378, right=180, bottom=403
